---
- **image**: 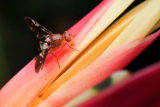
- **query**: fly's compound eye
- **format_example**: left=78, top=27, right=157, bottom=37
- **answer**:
left=64, top=31, right=72, bottom=42
left=64, top=31, right=75, bottom=46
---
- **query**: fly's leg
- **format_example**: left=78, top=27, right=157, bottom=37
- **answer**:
left=65, top=43, right=79, bottom=51
left=49, top=51, right=60, bottom=68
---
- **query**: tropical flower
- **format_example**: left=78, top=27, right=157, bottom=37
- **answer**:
left=0, top=0, right=160, bottom=107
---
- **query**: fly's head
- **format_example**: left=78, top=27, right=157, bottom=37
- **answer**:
left=63, top=31, right=74, bottom=46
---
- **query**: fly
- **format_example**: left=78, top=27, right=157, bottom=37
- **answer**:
left=24, top=17, right=77, bottom=73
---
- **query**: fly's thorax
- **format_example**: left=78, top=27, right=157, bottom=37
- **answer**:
left=49, top=34, right=64, bottom=46
left=51, top=34, right=63, bottom=41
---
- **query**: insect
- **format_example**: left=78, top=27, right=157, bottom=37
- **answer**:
left=24, top=16, right=77, bottom=73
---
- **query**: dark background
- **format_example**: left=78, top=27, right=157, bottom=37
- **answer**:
left=0, top=0, right=159, bottom=88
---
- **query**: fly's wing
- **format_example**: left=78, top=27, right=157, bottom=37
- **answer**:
left=36, top=45, right=41, bottom=59
left=24, top=17, right=53, bottom=39
left=35, top=49, right=48, bottom=73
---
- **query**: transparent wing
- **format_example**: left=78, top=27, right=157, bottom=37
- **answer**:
left=24, top=16, right=53, bottom=39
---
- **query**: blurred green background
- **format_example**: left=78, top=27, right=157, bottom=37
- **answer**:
left=0, top=0, right=159, bottom=88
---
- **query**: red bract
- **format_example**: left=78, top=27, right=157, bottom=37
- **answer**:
left=77, top=61, right=160, bottom=107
